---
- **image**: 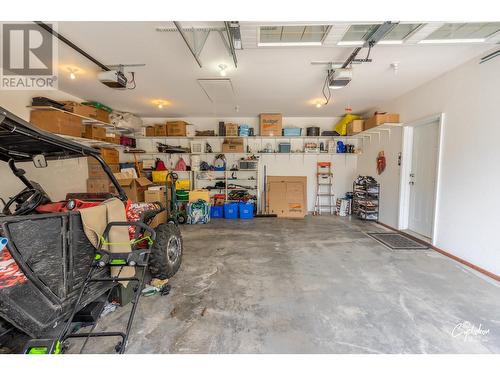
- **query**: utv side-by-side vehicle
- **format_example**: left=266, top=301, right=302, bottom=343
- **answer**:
left=0, top=107, right=183, bottom=353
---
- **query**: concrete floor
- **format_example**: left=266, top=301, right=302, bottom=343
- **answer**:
left=74, top=216, right=500, bottom=354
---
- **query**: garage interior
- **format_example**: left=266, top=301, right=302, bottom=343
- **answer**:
left=1, top=20, right=499, bottom=355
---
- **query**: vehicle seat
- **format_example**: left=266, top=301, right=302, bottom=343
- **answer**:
left=79, top=198, right=134, bottom=285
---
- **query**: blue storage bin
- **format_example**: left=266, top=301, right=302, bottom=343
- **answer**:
left=224, top=203, right=238, bottom=219
left=283, top=128, right=302, bottom=136
left=239, top=202, right=254, bottom=219
left=210, top=205, right=224, bottom=218
left=279, top=143, right=291, bottom=153
left=239, top=124, right=250, bottom=137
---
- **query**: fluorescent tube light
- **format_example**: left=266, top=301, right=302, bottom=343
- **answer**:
left=419, top=38, right=485, bottom=44
left=378, top=40, right=404, bottom=45
left=337, top=41, right=364, bottom=46
left=258, top=42, right=322, bottom=47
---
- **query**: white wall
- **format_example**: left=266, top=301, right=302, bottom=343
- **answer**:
left=0, top=90, right=89, bottom=201
left=132, top=116, right=359, bottom=211
left=357, top=127, right=403, bottom=227
left=374, top=50, right=500, bottom=276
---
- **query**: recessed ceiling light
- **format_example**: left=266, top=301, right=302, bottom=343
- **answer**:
left=418, top=38, right=486, bottom=44
left=316, top=103, right=322, bottom=108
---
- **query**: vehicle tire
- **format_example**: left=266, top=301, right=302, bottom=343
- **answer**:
left=177, top=212, right=187, bottom=225
left=148, top=223, right=183, bottom=279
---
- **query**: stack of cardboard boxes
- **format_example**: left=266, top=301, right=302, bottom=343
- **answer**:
left=86, top=148, right=120, bottom=193
left=266, top=176, right=307, bottom=218
left=153, top=121, right=188, bottom=137
left=30, top=101, right=111, bottom=140
left=344, top=113, right=400, bottom=136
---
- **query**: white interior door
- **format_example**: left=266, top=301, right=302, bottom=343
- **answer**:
left=408, top=120, right=439, bottom=238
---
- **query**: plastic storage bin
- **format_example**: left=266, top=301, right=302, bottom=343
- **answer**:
left=224, top=203, right=238, bottom=219
left=238, top=202, right=254, bottom=219
left=279, top=143, right=291, bottom=153
left=283, top=128, right=302, bottom=136
left=210, top=205, right=224, bottom=218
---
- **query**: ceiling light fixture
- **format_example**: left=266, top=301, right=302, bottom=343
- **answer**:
left=378, top=40, right=404, bottom=45
left=67, top=67, right=78, bottom=80
left=419, top=38, right=485, bottom=44
left=258, top=42, right=323, bottom=47
left=316, top=103, right=322, bottom=108
left=337, top=41, right=365, bottom=46
left=218, top=64, right=228, bottom=76
left=153, top=99, right=169, bottom=109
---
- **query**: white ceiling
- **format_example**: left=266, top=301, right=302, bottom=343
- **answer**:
left=54, top=21, right=496, bottom=117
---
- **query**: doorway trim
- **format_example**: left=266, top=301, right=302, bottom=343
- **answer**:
left=398, top=113, right=445, bottom=246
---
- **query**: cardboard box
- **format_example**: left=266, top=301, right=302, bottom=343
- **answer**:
left=83, top=124, right=107, bottom=140
left=154, top=124, right=167, bottom=136
left=167, top=121, right=187, bottom=136
left=225, top=123, right=239, bottom=137
left=62, top=101, right=97, bottom=118
left=144, top=189, right=166, bottom=203
left=87, top=178, right=112, bottom=193
left=260, top=113, right=283, bottom=136
left=106, top=136, right=121, bottom=145
left=365, top=113, right=400, bottom=130
left=94, top=108, right=110, bottom=123
left=266, top=176, right=307, bottom=218
left=114, top=173, right=153, bottom=202
left=347, top=120, right=364, bottom=136
left=222, top=138, right=244, bottom=153
left=88, top=147, right=120, bottom=165
left=145, top=126, right=155, bottom=137
left=30, top=110, right=83, bottom=137
left=88, top=162, right=120, bottom=179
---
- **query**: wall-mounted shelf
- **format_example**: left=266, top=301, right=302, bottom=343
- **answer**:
left=57, top=134, right=125, bottom=149
left=355, top=123, right=403, bottom=143
left=134, top=135, right=364, bottom=140
left=132, top=152, right=361, bottom=157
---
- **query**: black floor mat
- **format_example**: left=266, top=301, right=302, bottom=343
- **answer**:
left=367, top=232, right=429, bottom=250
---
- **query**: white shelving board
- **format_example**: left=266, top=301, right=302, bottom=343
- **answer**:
left=57, top=134, right=125, bottom=149
left=130, top=134, right=362, bottom=161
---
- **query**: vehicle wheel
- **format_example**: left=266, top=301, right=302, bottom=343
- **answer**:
left=149, top=223, right=183, bottom=279
left=177, top=212, right=187, bottom=225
